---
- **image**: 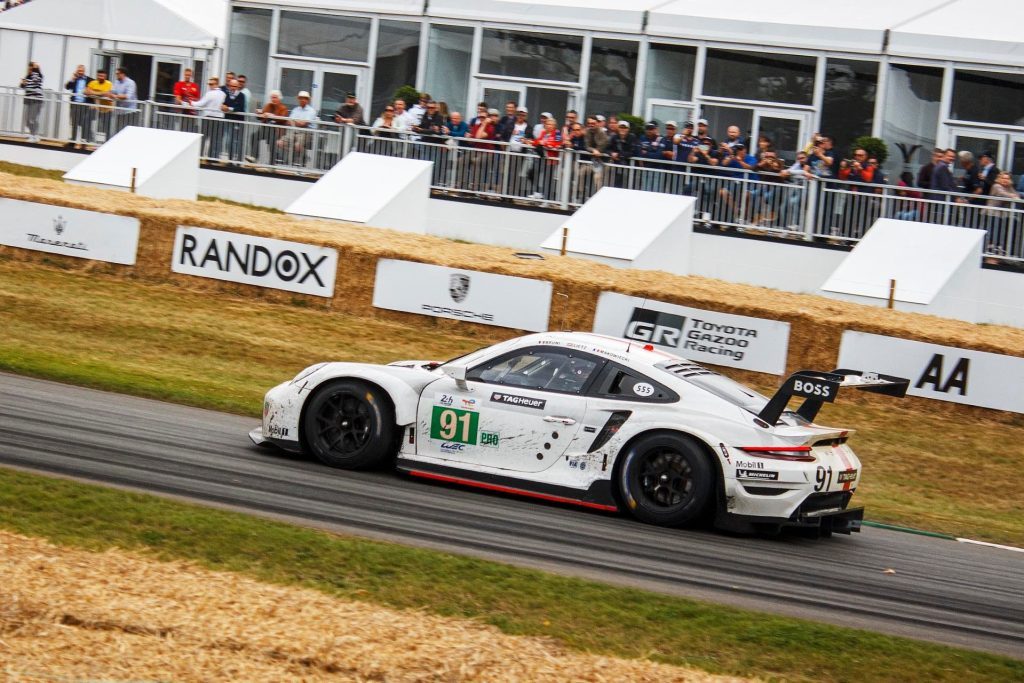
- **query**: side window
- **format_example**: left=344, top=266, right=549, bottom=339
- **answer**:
left=590, top=364, right=678, bottom=403
left=468, top=348, right=601, bottom=394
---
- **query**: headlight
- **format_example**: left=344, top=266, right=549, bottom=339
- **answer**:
left=292, top=362, right=327, bottom=383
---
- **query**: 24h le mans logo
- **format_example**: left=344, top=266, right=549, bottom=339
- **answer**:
left=449, top=274, right=470, bottom=303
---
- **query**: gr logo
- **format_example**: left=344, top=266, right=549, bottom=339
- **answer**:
left=625, top=308, right=685, bottom=347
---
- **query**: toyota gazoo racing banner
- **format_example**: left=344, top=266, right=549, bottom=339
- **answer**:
left=837, top=331, right=1024, bottom=413
left=591, top=292, right=791, bottom=375
left=372, top=259, right=552, bottom=331
left=171, top=226, right=338, bottom=297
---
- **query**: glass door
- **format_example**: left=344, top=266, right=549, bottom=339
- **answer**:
left=480, top=80, right=526, bottom=113
left=949, top=127, right=1003, bottom=166
left=320, top=69, right=359, bottom=123
left=276, top=61, right=364, bottom=118
left=477, top=80, right=578, bottom=126
left=753, top=110, right=811, bottom=163
left=154, top=60, right=186, bottom=105
left=646, top=100, right=694, bottom=128
left=1009, top=135, right=1024, bottom=183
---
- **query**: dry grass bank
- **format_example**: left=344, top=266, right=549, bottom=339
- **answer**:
left=0, top=529, right=749, bottom=683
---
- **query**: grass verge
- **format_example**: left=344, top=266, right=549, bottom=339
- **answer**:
left=1, top=467, right=1021, bottom=682
left=1, top=259, right=1022, bottom=545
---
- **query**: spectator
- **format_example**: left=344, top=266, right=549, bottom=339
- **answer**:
left=508, top=107, right=532, bottom=151
left=249, top=89, right=289, bottom=164
left=977, top=151, right=1000, bottom=196
left=581, top=114, right=608, bottom=189
left=415, top=99, right=445, bottom=144
left=660, top=122, right=678, bottom=164
left=780, top=150, right=815, bottom=226
left=173, top=68, right=200, bottom=114
left=749, top=148, right=785, bottom=225
left=237, top=75, right=252, bottom=104
left=564, top=121, right=586, bottom=152
left=528, top=116, right=562, bottom=200
left=466, top=107, right=497, bottom=191
left=282, top=90, right=317, bottom=166
left=84, top=69, right=114, bottom=143
left=392, top=98, right=413, bottom=130
left=723, top=125, right=744, bottom=151
left=408, top=92, right=429, bottom=126
left=932, top=148, right=957, bottom=193
left=495, top=101, right=517, bottom=142
left=695, top=118, right=716, bottom=149
left=838, top=148, right=877, bottom=185
left=220, top=78, right=247, bottom=163
left=334, top=92, right=365, bottom=126
left=957, top=151, right=983, bottom=205
left=111, top=67, right=138, bottom=135
left=917, top=148, right=943, bottom=190
left=984, top=171, right=1020, bottom=254
left=19, top=60, right=42, bottom=142
left=445, top=111, right=468, bottom=139
left=194, top=76, right=226, bottom=159
left=674, top=121, right=698, bottom=164
left=638, top=121, right=667, bottom=191
left=806, top=134, right=835, bottom=178
left=220, top=72, right=236, bottom=92
left=369, top=103, right=402, bottom=156
left=607, top=120, right=637, bottom=188
left=533, top=112, right=551, bottom=139
left=606, top=115, right=618, bottom=132
left=468, top=101, right=489, bottom=128
left=894, top=170, right=924, bottom=221
left=561, top=110, right=579, bottom=143
left=64, top=64, right=91, bottom=148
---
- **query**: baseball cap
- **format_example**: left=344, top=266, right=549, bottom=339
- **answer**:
left=683, top=120, right=694, bottom=127
left=617, top=121, right=630, bottom=128
left=595, top=114, right=606, bottom=122
left=517, top=106, right=528, bottom=113
left=346, top=91, right=356, bottom=98
left=697, top=118, right=708, bottom=125
left=540, top=111, right=552, bottom=119
left=666, top=120, right=678, bottom=127
left=979, top=150, right=995, bottom=159
left=487, top=108, right=499, bottom=115
left=297, top=90, right=311, bottom=99
left=645, top=121, right=658, bottom=129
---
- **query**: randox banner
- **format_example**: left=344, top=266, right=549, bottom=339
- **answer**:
left=591, top=292, right=791, bottom=375
left=0, top=198, right=140, bottom=265
left=372, top=259, right=552, bottom=331
left=837, top=331, right=1024, bottom=413
left=171, top=226, right=338, bottom=298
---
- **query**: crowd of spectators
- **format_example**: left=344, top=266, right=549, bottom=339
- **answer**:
left=0, top=0, right=32, bottom=12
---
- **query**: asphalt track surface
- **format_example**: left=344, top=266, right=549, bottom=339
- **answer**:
left=2, top=372, right=1022, bottom=658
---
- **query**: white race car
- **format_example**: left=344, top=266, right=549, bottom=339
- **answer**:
left=251, top=332, right=907, bottom=535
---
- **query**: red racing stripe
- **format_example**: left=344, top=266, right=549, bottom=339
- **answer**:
left=407, top=470, right=620, bottom=512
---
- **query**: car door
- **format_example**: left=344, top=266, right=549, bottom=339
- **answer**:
left=416, top=346, right=604, bottom=473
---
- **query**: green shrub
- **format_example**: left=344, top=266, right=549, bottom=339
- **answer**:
left=850, top=136, right=889, bottom=165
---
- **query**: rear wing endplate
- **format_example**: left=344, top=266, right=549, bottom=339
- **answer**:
left=757, top=369, right=909, bottom=425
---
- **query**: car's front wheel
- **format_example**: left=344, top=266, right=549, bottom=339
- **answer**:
left=303, top=379, right=398, bottom=469
left=618, top=432, right=713, bottom=526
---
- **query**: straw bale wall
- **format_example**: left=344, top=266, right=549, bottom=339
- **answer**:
left=2, top=172, right=1021, bottom=418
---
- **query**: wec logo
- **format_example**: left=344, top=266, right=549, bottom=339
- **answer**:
left=625, top=308, right=685, bottom=347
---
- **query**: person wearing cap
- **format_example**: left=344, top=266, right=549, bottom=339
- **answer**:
left=282, top=90, right=317, bottom=166
left=674, top=121, right=698, bottom=164
left=607, top=120, right=638, bottom=188
left=696, top=118, right=717, bottom=149
left=533, top=112, right=552, bottom=139
left=578, top=115, right=609, bottom=189
left=528, top=115, right=563, bottom=200
left=977, top=150, right=1000, bottom=197
left=638, top=121, right=668, bottom=192
left=334, top=92, right=365, bottom=126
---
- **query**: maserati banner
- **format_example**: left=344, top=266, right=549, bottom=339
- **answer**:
left=0, top=198, right=140, bottom=265
left=372, top=259, right=552, bottom=331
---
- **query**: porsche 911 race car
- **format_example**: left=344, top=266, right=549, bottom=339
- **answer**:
left=250, top=332, right=908, bottom=535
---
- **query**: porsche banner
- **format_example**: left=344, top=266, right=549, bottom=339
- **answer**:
left=591, top=292, right=791, bottom=375
left=837, top=331, right=1024, bottom=413
left=373, top=259, right=552, bottom=331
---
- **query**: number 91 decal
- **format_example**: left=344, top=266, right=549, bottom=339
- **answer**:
left=430, top=406, right=479, bottom=445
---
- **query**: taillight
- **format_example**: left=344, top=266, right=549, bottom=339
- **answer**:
left=737, top=445, right=816, bottom=462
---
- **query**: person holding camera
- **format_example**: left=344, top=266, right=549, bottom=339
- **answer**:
left=19, top=61, right=43, bottom=142
left=805, top=133, right=835, bottom=178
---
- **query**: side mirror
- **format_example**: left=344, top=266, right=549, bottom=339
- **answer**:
left=443, top=363, right=469, bottom=391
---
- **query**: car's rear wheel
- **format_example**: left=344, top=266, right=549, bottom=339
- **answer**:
left=303, top=379, right=397, bottom=469
left=618, top=432, right=713, bottom=526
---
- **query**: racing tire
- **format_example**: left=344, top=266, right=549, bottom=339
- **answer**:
left=617, top=432, right=713, bottom=527
left=303, top=379, right=398, bottom=470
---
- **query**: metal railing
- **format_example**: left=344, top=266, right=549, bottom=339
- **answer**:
left=2, top=87, right=1022, bottom=263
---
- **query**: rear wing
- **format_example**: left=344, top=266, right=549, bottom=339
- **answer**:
left=758, top=369, right=909, bottom=425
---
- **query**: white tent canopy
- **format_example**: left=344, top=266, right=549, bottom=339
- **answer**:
left=0, top=0, right=218, bottom=48
left=889, top=0, right=1024, bottom=67
left=428, top=0, right=663, bottom=34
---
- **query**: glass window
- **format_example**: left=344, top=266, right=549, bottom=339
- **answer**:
left=591, top=365, right=676, bottom=403
left=644, top=43, right=696, bottom=102
left=879, top=64, right=942, bottom=175
left=820, top=58, right=878, bottom=157
left=703, top=49, right=815, bottom=106
left=469, top=349, right=598, bottom=394
left=951, top=70, right=1024, bottom=127
left=480, top=29, right=582, bottom=82
left=228, top=7, right=271, bottom=100
left=424, top=24, right=473, bottom=118
left=278, top=11, right=370, bottom=62
left=585, top=38, right=638, bottom=118
left=373, top=20, right=420, bottom=120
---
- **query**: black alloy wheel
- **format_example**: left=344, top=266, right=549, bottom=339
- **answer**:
left=302, top=379, right=397, bottom=469
left=618, top=432, right=713, bottom=526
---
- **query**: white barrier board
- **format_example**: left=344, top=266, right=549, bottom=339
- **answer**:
left=63, top=126, right=202, bottom=200
left=0, top=198, right=139, bottom=264
left=286, top=152, right=432, bottom=233
left=837, top=331, right=1024, bottom=413
left=591, top=292, right=791, bottom=375
left=821, top=219, right=983, bottom=305
left=373, top=259, right=552, bottom=331
left=171, top=226, right=338, bottom=298
left=539, top=187, right=695, bottom=274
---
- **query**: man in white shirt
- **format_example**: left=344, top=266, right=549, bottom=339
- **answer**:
left=194, top=76, right=227, bottom=160
left=283, top=90, right=317, bottom=166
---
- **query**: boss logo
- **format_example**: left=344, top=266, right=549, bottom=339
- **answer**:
left=793, top=379, right=832, bottom=399
left=625, top=308, right=685, bottom=347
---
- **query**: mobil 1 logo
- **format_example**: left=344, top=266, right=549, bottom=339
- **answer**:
left=624, top=308, right=685, bottom=346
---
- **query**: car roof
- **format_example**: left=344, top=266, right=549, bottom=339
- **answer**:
left=517, top=331, right=685, bottom=368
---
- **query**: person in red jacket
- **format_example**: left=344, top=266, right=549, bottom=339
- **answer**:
left=173, top=68, right=201, bottom=129
left=527, top=117, right=562, bottom=200
left=465, top=111, right=497, bottom=192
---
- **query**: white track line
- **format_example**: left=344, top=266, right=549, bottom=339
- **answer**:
left=956, top=538, right=1024, bottom=553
